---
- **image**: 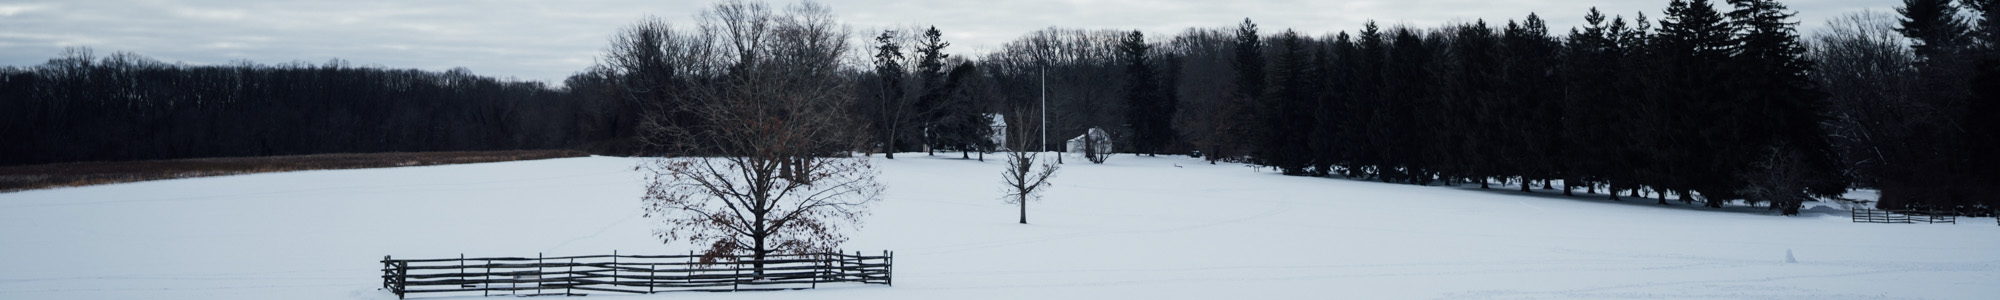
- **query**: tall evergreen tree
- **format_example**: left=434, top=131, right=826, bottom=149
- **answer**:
left=1898, top=0, right=1970, bottom=58
left=1311, top=32, right=1357, bottom=177
left=1380, top=27, right=1435, bottom=184
left=1882, top=0, right=1987, bottom=210
left=1449, top=20, right=1504, bottom=188
left=1502, top=14, right=1563, bottom=192
left=1653, top=0, right=1737, bottom=205
left=1222, top=18, right=1265, bottom=163
left=1256, top=30, right=1317, bottom=175
left=1968, top=0, right=2000, bottom=208
left=1725, top=0, right=1849, bottom=214
left=1119, top=30, right=1173, bottom=157
left=914, top=26, right=953, bottom=155
left=1345, top=22, right=1387, bottom=179
left=871, top=30, right=909, bottom=159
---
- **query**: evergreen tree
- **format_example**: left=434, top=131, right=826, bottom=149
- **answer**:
left=1255, top=30, right=1317, bottom=175
left=1449, top=20, right=1504, bottom=188
left=1898, top=0, right=1970, bottom=58
left=1346, top=22, right=1387, bottom=179
left=1223, top=18, right=1265, bottom=163
left=870, top=30, right=909, bottom=159
left=1653, top=0, right=1737, bottom=205
left=1968, top=0, right=2000, bottom=209
left=1312, top=32, right=1357, bottom=177
left=1119, top=30, right=1173, bottom=157
left=1564, top=9, right=1654, bottom=199
left=1966, top=56, right=2000, bottom=210
left=1381, top=27, right=1434, bottom=184
left=914, top=26, right=953, bottom=155
left=1882, top=0, right=1985, bottom=210
left=1971, top=0, right=2000, bottom=50
left=933, top=62, right=997, bottom=160
left=1501, top=14, right=1563, bottom=192
left=1725, top=0, right=1849, bottom=215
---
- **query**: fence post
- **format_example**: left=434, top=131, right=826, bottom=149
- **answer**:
left=732, top=257, right=741, bottom=292
left=566, top=257, right=575, bottom=296
left=458, top=253, right=465, bottom=292
left=887, top=250, right=894, bottom=286
left=537, top=252, right=543, bottom=296
left=648, top=254, right=657, bottom=294
left=383, top=255, right=404, bottom=299
left=613, top=250, right=619, bottom=290
left=397, top=260, right=408, bottom=299
left=483, top=257, right=491, bottom=297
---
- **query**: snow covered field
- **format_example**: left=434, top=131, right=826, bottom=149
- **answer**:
left=1, top=155, right=1995, bottom=299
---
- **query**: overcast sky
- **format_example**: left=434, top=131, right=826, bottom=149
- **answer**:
left=0, top=0, right=1890, bottom=84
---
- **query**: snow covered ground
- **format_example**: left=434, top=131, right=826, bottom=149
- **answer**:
left=1, top=155, right=1995, bottom=299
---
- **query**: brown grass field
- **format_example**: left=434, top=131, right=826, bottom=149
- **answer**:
left=0, top=150, right=591, bottom=193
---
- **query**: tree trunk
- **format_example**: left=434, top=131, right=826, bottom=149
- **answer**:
left=1520, top=177, right=1531, bottom=192
left=1018, top=195, right=1028, bottom=224
left=1780, top=198, right=1800, bottom=215
left=753, top=238, right=766, bottom=278
left=1541, top=179, right=1553, bottom=190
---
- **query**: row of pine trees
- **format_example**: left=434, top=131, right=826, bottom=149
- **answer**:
left=1223, top=0, right=1847, bottom=215
left=918, top=0, right=1997, bottom=215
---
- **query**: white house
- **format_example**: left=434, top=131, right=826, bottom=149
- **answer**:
left=988, top=113, right=1009, bottom=151
left=1065, top=127, right=1113, bottom=154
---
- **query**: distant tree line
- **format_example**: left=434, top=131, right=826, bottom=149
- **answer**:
left=4, top=0, right=1994, bottom=214
left=959, top=0, right=1996, bottom=214
left=0, top=48, right=613, bottom=166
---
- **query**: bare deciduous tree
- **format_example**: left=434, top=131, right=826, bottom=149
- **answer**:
left=1000, top=110, right=1059, bottom=224
left=637, top=0, right=881, bottom=277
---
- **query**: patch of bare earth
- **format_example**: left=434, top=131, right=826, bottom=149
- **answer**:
left=0, top=150, right=590, bottom=193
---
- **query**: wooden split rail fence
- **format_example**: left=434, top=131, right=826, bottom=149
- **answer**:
left=380, top=251, right=891, bottom=299
left=1850, top=209, right=1956, bottom=224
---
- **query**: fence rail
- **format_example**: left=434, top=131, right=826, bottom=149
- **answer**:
left=1851, top=209, right=1956, bottom=224
left=380, top=251, right=891, bottom=299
